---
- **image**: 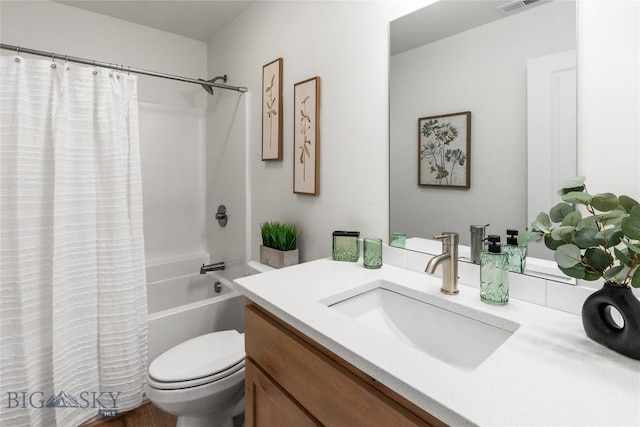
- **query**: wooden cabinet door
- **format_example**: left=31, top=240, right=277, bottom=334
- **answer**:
left=245, top=302, right=446, bottom=427
left=245, top=358, right=321, bottom=427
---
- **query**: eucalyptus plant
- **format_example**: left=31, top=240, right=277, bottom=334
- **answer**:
left=519, top=176, right=640, bottom=287
left=260, top=221, right=298, bottom=252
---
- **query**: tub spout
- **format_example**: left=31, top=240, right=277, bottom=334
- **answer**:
left=200, top=262, right=225, bottom=274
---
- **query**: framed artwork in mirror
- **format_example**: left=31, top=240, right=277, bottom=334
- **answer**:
left=418, top=111, right=471, bottom=189
left=293, top=76, right=320, bottom=196
left=262, top=58, right=283, bottom=160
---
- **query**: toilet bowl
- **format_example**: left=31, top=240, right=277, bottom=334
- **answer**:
left=146, top=330, right=245, bottom=427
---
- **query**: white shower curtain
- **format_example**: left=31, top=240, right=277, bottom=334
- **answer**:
left=0, top=56, right=148, bottom=427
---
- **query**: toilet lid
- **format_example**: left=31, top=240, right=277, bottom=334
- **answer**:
left=149, top=330, right=245, bottom=383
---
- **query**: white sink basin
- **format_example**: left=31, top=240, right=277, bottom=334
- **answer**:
left=322, top=280, right=519, bottom=372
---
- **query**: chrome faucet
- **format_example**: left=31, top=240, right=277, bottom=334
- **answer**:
left=200, top=262, right=225, bottom=274
left=425, top=232, right=459, bottom=295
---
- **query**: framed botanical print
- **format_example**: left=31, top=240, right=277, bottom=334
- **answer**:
left=293, top=77, right=320, bottom=196
left=418, top=111, right=471, bottom=189
left=262, top=58, right=283, bottom=160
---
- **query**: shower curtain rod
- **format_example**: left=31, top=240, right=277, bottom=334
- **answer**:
left=0, top=43, right=248, bottom=94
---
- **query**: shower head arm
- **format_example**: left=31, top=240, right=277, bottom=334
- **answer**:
left=199, top=75, right=228, bottom=95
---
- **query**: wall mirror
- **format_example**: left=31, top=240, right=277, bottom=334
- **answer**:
left=389, top=0, right=577, bottom=282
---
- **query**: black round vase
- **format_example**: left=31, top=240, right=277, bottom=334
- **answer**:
left=581, top=282, right=640, bottom=360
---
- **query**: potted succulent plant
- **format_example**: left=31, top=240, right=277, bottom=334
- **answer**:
left=519, top=176, right=640, bottom=359
left=259, top=221, right=299, bottom=269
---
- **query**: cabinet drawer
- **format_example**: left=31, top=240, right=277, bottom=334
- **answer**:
left=245, top=303, right=445, bottom=427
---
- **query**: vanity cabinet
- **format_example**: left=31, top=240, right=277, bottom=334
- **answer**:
left=244, top=301, right=446, bottom=427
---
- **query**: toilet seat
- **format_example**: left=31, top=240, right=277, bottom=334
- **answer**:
left=148, top=330, right=245, bottom=391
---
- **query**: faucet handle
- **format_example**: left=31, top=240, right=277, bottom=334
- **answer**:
left=433, top=232, right=459, bottom=244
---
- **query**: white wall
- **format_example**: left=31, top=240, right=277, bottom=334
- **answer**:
left=390, top=0, right=575, bottom=245
left=207, top=0, right=639, bottom=266
left=578, top=0, right=640, bottom=198
left=1, top=1, right=209, bottom=264
left=205, top=85, right=247, bottom=269
left=3, top=0, right=637, bottom=273
left=207, top=1, right=391, bottom=263
left=577, top=0, right=639, bottom=289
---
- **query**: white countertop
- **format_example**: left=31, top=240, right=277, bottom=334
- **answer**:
left=234, top=259, right=640, bottom=426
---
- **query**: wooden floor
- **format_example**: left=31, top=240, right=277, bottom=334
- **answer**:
left=82, top=402, right=176, bottom=427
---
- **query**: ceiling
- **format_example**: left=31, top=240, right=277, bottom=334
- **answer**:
left=390, top=0, right=550, bottom=56
left=56, top=0, right=549, bottom=50
left=55, top=0, right=254, bottom=42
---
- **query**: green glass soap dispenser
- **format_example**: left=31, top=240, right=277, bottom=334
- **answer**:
left=503, top=229, right=527, bottom=274
left=480, top=235, right=509, bottom=305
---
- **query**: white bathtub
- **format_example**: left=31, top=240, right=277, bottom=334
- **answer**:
left=146, top=256, right=250, bottom=364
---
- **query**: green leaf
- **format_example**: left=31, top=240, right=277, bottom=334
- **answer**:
left=603, top=265, right=625, bottom=280
left=265, top=74, right=275, bottom=92
left=549, top=202, right=575, bottom=223
left=622, top=216, right=640, bottom=240
left=558, top=264, right=586, bottom=279
left=561, top=211, right=582, bottom=227
left=304, top=146, right=311, bottom=157
left=562, top=176, right=586, bottom=188
left=260, top=221, right=298, bottom=251
left=613, top=265, right=632, bottom=285
left=629, top=205, right=640, bottom=218
left=614, top=247, right=632, bottom=267
left=562, top=191, right=593, bottom=205
left=584, top=247, right=613, bottom=272
left=556, top=176, right=586, bottom=195
left=583, top=270, right=604, bottom=281
left=544, top=234, right=564, bottom=250
left=631, top=268, right=640, bottom=288
left=554, top=244, right=581, bottom=268
left=619, top=195, right=639, bottom=214
left=560, top=260, right=602, bottom=281
left=624, top=240, right=640, bottom=255
left=597, top=210, right=626, bottom=226
left=551, top=226, right=575, bottom=243
left=591, top=193, right=619, bottom=211
left=517, top=231, right=542, bottom=246
left=574, top=227, right=599, bottom=249
left=576, top=216, right=598, bottom=231
left=532, top=212, right=552, bottom=233
left=598, top=227, right=624, bottom=247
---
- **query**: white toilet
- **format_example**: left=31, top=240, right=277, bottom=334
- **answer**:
left=146, top=330, right=246, bottom=427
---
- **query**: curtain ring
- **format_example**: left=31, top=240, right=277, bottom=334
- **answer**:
left=15, top=46, right=21, bottom=62
left=51, top=52, right=57, bottom=69
left=127, top=66, right=131, bottom=76
left=92, top=60, right=97, bottom=75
